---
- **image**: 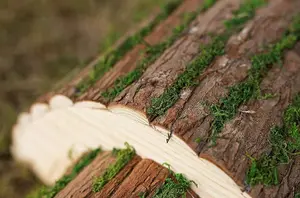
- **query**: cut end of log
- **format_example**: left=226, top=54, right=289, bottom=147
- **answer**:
left=11, top=94, right=250, bottom=198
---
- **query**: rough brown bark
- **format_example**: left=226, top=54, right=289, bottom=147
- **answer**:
left=110, top=0, right=242, bottom=109
left=92, top=155, right=142, bottom=198
left=201, top=46, right=300, bottom=192
left=109, top=159, right=169, bottom=198
left=111, top=0, right=300, bottom=115
left=55, top=151, right=116, bottom=198
left=56, top=153, right=198, bottom=198
left=109, top=159, right=199, bottom=198
left=168, top=0, right=300, bottom=152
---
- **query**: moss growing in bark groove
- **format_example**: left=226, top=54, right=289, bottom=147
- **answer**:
left=147, top=35, right=227, bottom=119
left=210, top=15, right=300, bottom=145
left=146, top=0, right=266, bottom=120
left=138, top=192, right=146, bottom=198
left=74, top=0, right=183, bottom=96
left=224, top=0, right=266, bottom=30
left=246, top=94, right=300, bottom=187
left=153, top=163, right=195, bottom=198
left=92, top=143, right=135, bottom=192
left=101, top=0, right=218, bottom=101
left=32, top=148, right=102, bottom=198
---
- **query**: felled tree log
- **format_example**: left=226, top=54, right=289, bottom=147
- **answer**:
left=11, top=0, right=300, bottom=197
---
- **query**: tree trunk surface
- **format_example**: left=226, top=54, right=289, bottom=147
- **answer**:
left=56, top=152, right=198, bottom=198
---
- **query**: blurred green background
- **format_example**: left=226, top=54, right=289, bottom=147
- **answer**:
left=0, top=0, right=172, bottom=197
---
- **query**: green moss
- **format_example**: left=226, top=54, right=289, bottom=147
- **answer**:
left=101, top=0, right=217, bottom=101
left=111, top=147, right=121, bottom=156
left=153, top=163, right=194, bottom=198
left=224, top=0, right=266, bottom=30
left=92, top=143, right=135, bottom=192
left=153, top=174, right=192, bottom=198
left=146, top=0, right=265, bottom=120
left=36, top=148, right=101, bottom=198
left=138, top=192, right=146, bottom=198
left=246, top=94, right=300, bottom=186
left=296, top=193, right=300, bottom=198
left=210, top=16, right=300, bottom=145
left=202, top=0, right=217, bottom=11
left=147, top=35, right=227, bottom=119
left=74, top=0, right=183, bottom=96
left=194, top=137, right=202, bottom=143
left=259, top=93, right=277, bottom=100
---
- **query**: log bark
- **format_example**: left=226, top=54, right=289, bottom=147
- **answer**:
left=55, top=152, right=198, bottom=198
left=56, top=151, right=116, bottom=198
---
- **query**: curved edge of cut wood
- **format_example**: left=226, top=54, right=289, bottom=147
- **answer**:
left=11, top=94, right=251, bottom=198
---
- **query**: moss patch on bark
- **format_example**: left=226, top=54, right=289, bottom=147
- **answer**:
left=146, top=0, right=266, bottom=121
left=152, top=163, right=194, bottom=198
left=210, top=15, right=300, bottom=145
left=246, top=94, right=300, bottom=186
left=101, top=0, right=217, bottom=101
left=92, top=143, right=135, bottom=192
